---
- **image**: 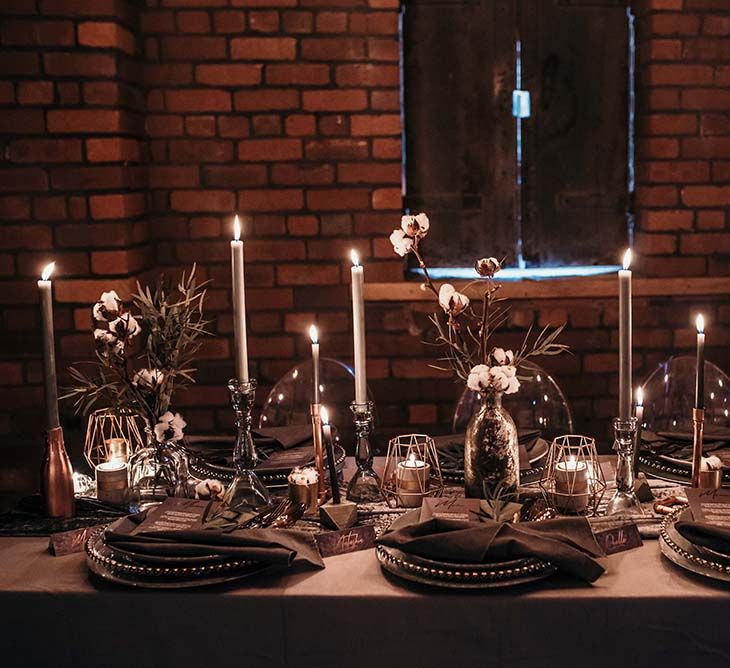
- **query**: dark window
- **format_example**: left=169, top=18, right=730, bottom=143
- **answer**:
left=402, top=0, right=633, bottom=272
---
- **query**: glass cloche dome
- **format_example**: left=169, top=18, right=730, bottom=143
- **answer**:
left=640, top=355, right=730, bottom=433
left=259, top=358, right=375, bottom=450
left=452, top=361, right=574, bottom=439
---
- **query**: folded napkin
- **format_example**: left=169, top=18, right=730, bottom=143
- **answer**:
left=104, top=508, right=324, bottom=569
left=377, top=516, right=605, bottom=582
left=675, top=521, right=730, bottom=556
left=642, top=430, right=728, bottom=460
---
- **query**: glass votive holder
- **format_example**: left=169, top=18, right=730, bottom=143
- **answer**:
left=395, top=454, right=431, bottom=508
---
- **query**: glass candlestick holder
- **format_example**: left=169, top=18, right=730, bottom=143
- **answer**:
left=221, top=378, right=271, bottom=514
left=346, top=401, right=383, bottom=503
left=605, top=417, right=643, bottom=515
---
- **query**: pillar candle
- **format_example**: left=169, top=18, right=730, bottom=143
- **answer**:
left=231, top=215, right=249, bottom=381
left=696, top=314, right=705, bottom=410
left=350, top=250, right=367, bottom=405
left=309, top=324, right=320, bottom=404
left=618, top=249, right=632, bottom=420
left=38, top=262, right=60, bottom=429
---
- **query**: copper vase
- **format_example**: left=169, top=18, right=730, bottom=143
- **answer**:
left=41, top=426, right=75, bottom=518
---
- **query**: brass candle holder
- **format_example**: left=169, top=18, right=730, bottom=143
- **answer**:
left=41, top=426, right=75, bottom=518
left=691, top=407, right=705, bottom=488
left=309, top=403, right=326, bottom=504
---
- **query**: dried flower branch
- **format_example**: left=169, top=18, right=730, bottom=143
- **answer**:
left=389, top=214, right=568, bottom=394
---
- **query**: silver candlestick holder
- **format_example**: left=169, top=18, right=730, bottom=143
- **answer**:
left=346, top=401, right=383, bottom=503
left=221, top=378, right=271, bottom=513
left=605, top=416, right=643, bottom=515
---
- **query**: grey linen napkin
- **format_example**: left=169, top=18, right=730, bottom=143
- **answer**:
left=377, top=517, right=605, bottom=582
left=105, top=512, right=324, bottom=569
left=675, top=521, right=730, bottom=556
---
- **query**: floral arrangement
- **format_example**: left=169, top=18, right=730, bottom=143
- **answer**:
left=65, top=265, right=209, bottom=444
left=389, top=214, right=568, bottom=395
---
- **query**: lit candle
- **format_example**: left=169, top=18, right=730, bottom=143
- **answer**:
left=696, top=314, right=705, bottom=410
left=231, top=215, right=249, bottom=381
left=554, top=457, right=588, bottom=494
left=554, top=456, right=589, bottom=513
left=618, top=249, right=633, bottom=420
left=633, top=386, right=644, bottom=475
left=105, top=438, right=129, bottom=465
left=309, top=324, right=320, bottom=404
left=350, top=249, right=367, bottom=405
left=396, top=452, right=430, bottom=508
left=38, top=262, right=60, bottom=429
left=321, top=406, right=341, bottom=504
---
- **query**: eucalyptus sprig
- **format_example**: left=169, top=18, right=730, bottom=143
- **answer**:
left=62, top=264, right=211, bottom=439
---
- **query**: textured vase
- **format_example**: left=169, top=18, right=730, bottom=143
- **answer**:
left=464, top=391, right=520, bottom=499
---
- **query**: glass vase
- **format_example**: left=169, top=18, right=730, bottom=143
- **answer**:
left=127, top=428, right=192, bottom=512
left=464, top=391, right=520, bottom=499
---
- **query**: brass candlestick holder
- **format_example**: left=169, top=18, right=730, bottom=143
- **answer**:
left=605, top=417, right=643, bottom=516
left=346, top=401, right=383, bottom=503
left=41, top=426, right=75, bottom=518
left=309, top=403, right=326, bottom=503
left=691, top=407, right=705, bottom=488
left=221, top=378, right=271, bottom=513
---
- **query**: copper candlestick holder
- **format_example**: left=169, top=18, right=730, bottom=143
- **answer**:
left=691, top=407, right=705, bottom=488
left=309, top=403, right=326, bottom=503
left=41, top=426, right=75, bottom=518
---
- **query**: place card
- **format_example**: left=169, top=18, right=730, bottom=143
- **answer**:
left=131, top=497, right=214, bottom=535
left=49, top=524, right=106, bottom=556
left=686, top=487, right=730, bottom=527
left=315, top=525, right=376, bottom=558
left=593, top=522, right=642, bottom=555
left=420, top=496, right=482, bottom=522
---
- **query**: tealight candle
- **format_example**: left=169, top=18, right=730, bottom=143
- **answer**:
left=396, top=452, right=430, bottom=508
left=105, top=437, right=129, bottom=465
left=554, top=457, right=589, bottom=513
left=95, top=461, right=129, bottom=506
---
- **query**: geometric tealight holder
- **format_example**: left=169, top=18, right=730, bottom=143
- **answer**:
left=83, top=408, right=146, bottom=469
left=381, top=434, right=444, bottom=508
left=539, top=434, right=606, bottom=516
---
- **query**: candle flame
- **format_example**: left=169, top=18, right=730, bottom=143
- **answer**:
left=622, top=248, right=632, bottom=271
left=309, top=324, right=318, bottom=344
left=696, top=313, right=705, bottom=334
left=636, top=386, right=644, bottom=407
left=407, top=452, right=417, bottom=465
left=233, top=214, right=241, bottom=241
left=320, top=406, right=329, bottom=425
left=350, top=249, right=360, bottom=267
left=41, top=262, right=55, bottom=281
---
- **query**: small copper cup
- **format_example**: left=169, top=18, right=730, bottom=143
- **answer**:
left=698, top=469, right=723, bottom=490
left=289, top=480, right=319, bottom=513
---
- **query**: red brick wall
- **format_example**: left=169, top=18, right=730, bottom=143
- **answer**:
left=1, top=0, right=729, bottom=464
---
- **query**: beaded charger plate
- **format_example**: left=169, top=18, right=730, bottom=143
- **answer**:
left=187, top=443, right=346, bottom=489
left=659, top=507, right=730, bottom=583
left=84, top=525, right=268, bottom=589
left=639, top=453, right=730, bottom=488
left=374, top=513, right=558, bottom=590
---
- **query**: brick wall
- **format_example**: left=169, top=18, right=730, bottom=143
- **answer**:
left=1, top=0, right=730, bottom=476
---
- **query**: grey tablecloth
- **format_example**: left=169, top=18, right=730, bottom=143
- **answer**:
left=1, top=533, right=730, bottom=668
